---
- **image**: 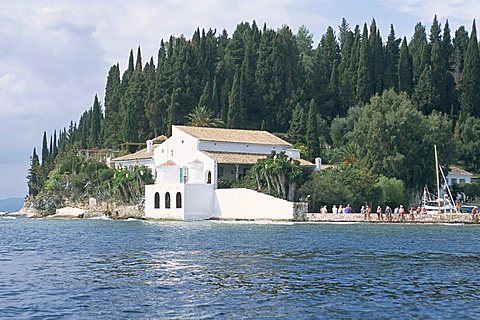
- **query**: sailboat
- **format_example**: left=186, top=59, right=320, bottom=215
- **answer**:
left=420, top=145, right=458, bottom=214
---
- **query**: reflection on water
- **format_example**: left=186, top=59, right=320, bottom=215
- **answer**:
left=1, top=218, right=480, bottom=318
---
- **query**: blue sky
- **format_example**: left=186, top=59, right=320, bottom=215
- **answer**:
left=0, top=0, right=478, bottom=200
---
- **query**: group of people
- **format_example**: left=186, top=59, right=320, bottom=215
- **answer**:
left=319, top=204, right=429, bottom=222
left=320, top=204, right=353, bottom=214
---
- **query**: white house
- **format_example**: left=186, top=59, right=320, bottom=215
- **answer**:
left=110, top=135, right=167, bottom=174
left=446, top=166, right=473, bottom=185
left=144, top=125, right=313, bottom=220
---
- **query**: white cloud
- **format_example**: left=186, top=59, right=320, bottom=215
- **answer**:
left=0, top=0, right=334, bottom=198
left=383, top=0, right=479, bottom=26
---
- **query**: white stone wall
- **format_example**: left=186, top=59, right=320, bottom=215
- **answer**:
left=198, top=140, right=291, bottom=155
left=183, top=184, right=216, bottom=220
left=446, top=173, right=472, bottom=185
left=214, top=188, right=294, bottom=220
left=145, top=184, right=185, bottom=220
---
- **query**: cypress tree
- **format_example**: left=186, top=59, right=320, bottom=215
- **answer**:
left=398, top=37, right=413, bottom=94
left=288, top=103, right=306, bottom=144
left=429, top=15, right=442, bottom=44
left=103, top=64, right=121, bottom=148
left=41, top=131, right=49, bottom=166
left=227, top=68, right=245, bottom=128
left=306, top=99, right=320, bottom=162
left=27, top=148, right=41, bottom=197
left=384, top=25, right=400, bottom=90
left=356, top=24, right=372, bottom=103
left=52, top=130, right=58, bottom=160
left=410, top=22, right=427, bottom=83
left=452, top=26, right=469, bottom=85
left=442, top=20, right=453, bottom=69
left=89, top=94, right=102, bottom=147
left=369, top=20, right=384, bottom=94
left=460, top=20, right=480, bottom=117
left=338, top=20, right=355, bottom=115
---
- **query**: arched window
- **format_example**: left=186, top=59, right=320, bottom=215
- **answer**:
left=165, top=192, right=171, bottom=209
left=206, top=170, right=212, bottom=184
left=154, top=192, right=160, bottom=209
left=176, top=192, right=182, bottom=208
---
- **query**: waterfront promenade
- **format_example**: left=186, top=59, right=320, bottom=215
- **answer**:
left=305, top=213, right=476, bottom=223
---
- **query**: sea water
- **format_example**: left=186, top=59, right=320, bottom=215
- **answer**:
left=1, top=218, right=479, bottom=319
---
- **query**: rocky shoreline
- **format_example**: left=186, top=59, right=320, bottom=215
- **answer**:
left=3, top=202, right=145, bottom=220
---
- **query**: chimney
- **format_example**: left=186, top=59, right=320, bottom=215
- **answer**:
left=315, top=157, right=322, bottom=171
left=146, top=139, right=153, bottom=153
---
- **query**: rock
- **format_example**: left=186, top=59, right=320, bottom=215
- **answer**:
left=49, top=207, right=86, bottom=219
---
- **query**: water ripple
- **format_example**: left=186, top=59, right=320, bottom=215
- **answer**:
left=1, top=219, right=480, bottom=319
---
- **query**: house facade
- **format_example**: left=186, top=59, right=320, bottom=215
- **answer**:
left=144, top=125, right=313, bottom=220
left=446, top=166, right=473, bottom=185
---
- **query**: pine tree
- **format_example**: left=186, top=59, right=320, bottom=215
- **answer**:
left=398, top=37, right=413, bottom=94
left=306, top=99, right=320, bottom=162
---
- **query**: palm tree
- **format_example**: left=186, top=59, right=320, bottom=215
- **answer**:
left=186, top=106, right=224, bottom=127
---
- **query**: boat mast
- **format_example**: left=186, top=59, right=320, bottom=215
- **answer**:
left=434, top=145, right=441, bottom=213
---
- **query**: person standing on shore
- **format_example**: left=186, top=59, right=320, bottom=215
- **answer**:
left=332, top=205, right=338, bottom=214
left=409, top=207, right=415, bottom=221
left=320, top=205, right=328, bottom=214
left=471, top=206, right=478, bottom=221
left=376, top=206, right=382, bottom=220
left=366, top=205, right=371, bottom=220
left=385, top=206, right=392, bottom=222
left=399, top=205, right=405, bottom=222
left=338, top=205, right=343, bottom=214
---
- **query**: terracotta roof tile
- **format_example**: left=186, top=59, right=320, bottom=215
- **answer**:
left=203, top=151, right=314, bottom=167
left=450, top=165, right=473, bottom=176
left=112, top=145, right=158, bottom=161
left=175, top=125, right=292, bottom=146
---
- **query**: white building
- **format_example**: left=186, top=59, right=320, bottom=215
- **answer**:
left=111, top=135, right=167, bottom=174
left=446, top=166, right=473, bottom=185
left=144, top=125, right=313, bottom=220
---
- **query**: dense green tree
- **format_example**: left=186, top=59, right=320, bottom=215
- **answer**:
left=460, top=21, right=480, bottom=118
left=369, top=19, right=384, bottom=94
left=41, top=131, right=49, bottom=166
left=89, top=95, right=103, bottom=148
left=458, top=115, right=480, bottom=172
left=398, top=37, right=413, bottom=94
left=410, top=22, right=428, bottom=83
left=384, top=25, right=400, bottom=90
left=356, top=24, right=372, bottom=103
left=227, top=68, right=246, bottom=128
left=305, top=99, right=320, bottom=161
left=296, top=25, right=314, bottom=74
left=287, top=103, right=306, bottom=144
left=27, top=148, right=41, bottom=197
left=452, top=26, right=469, bottom=86
left=351, top=90, right=446, bottom=188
